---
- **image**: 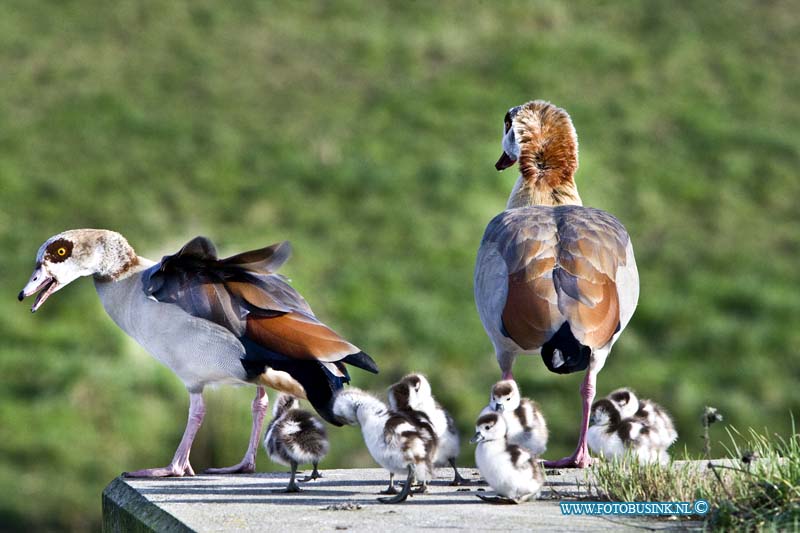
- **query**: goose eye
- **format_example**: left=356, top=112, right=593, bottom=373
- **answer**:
left=57, top=247, right=67, bottom=257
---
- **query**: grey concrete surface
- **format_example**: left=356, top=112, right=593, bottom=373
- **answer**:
left=103, top=467, right=703, bottom=532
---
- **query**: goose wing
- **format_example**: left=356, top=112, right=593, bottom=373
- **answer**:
left=141, top=236, right=378, bottom=424
left=478, top=205, right=638, bottom=354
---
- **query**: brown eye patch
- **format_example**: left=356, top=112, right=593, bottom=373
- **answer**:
left=45, top=239, right=73, bottom=263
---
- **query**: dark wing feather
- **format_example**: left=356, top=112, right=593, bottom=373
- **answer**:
left=219, top=240, right=291, bottom=273
left=178, top=236, right=218, bottom=260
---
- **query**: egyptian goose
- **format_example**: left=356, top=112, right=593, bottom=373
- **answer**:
left=482, top=380, right=548, bottom=455
left=332, top=388, right=437, bottom=504
left=263, top=393, right=329, bottom=492
left=474, top=100, right=639, bottom=467
left=387, top=373, right=467, bottom=486
left=607, top=388, right=678, bottom=450
left=586, top=398, right=668, bottom=465
left=18, top=230, right=378, bottom=477
left=471, top=412, right=545, bottom=504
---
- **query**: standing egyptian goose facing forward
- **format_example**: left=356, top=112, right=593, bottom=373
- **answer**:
left=474, top=101, right=639, bottom=468
left=18, top=230, right=378, bottom=477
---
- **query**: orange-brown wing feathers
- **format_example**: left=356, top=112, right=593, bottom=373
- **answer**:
left=245, top=311, right=361, bottom=363
left=491, top=206, right=630, bottom=352
left=143, top=236, right=371, bottom=367
left=144, top=236, right=378, bottom=425
left=503, top=271, right=560, bottom=349
left=492, top=209, right=562, bottom=350
left=554, top=208, right=628, bottom=348
left=224, top=279, right=292, bottom=315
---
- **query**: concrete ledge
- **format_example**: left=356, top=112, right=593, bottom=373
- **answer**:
left=103, top=476, right=193, bottom=533
left=102, top=467, right=697, bottom=532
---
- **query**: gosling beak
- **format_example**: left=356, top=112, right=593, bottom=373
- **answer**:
left=18, top=266, right=60, bottom=313
left=495, top=151, right=517, bottom=171
left=494, top=403, right=504, bottom=413
left=470, top=432, right=484, bottom=444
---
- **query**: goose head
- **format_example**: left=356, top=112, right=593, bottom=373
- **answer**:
left=489, top=379, right=521, bottom=413
left=471, top=412, right=507, bottom=443
left=496, top=100, right=582, bottom=208
left=18, top=229, right=138, bottom=312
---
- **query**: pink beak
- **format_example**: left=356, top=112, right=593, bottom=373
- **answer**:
left=18, top=266, right=59, bottom=312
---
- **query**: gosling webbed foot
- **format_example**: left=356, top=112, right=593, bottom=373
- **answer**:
left=448, top=462, right=470, bottom=486
left=301, top=463, right=322, bottom=482
left=281, top=481, right=302, bottom=493
left=378, top=466, right=414, bottom=504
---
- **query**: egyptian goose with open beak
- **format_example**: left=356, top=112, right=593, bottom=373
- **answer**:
left=474, top=100, right=639, bottom=468
left=18, top=229, right=378, bottom=477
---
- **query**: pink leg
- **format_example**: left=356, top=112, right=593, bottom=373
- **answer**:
left=543, top=370, right=596, bottom=468
left=205, top=386, right=269, bottom=474
left=125, top=392, right=205, bottom=477
left=501, top=371, right=514, bottom=381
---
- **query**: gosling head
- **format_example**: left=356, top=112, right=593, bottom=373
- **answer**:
left=273, top=393, right=301, bottom=417
left=589, top=398, right=623, bottom=428
left=489, top=380, right=521, bottom=413
left=388, top=373, right=432, bottom=411
left=471, top=412, right=507, bottom=444
left=607, top=388, right=640, bottom=419
left=332, top=388, right=376, bottom=425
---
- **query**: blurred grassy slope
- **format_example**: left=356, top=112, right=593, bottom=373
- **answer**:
left=0, top=0, right=798, bottom=530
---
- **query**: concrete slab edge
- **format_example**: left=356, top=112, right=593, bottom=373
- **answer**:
left=102, top=476, right=194, bottom=533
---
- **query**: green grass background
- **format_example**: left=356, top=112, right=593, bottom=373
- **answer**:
left=0, top=1, right=798, bottom=530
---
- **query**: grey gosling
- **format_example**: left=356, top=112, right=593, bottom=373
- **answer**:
left=263, top=393, right=329, bottom=492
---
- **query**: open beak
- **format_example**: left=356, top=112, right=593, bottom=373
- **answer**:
left=470, top=432, right=484, bottom=444
left=18, top=266, right=60, bottom=313
left=495, top=151, right=517, bottom=171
